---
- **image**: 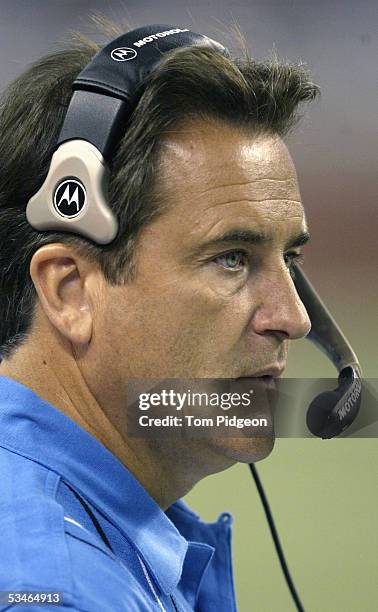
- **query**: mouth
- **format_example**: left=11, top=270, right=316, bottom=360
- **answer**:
left=257, top=375, right=277, bottom=390
left=237, top=366, right=285, bottom=378
left=235, top=366, right=285, bottom=389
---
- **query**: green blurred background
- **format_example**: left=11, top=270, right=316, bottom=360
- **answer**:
left=185, top=350, right=378, bottom=611
left=1, top=1, right=376, bottom=610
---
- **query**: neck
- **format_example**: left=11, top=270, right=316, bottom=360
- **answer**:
left=0, top=341, right=227, bottom=509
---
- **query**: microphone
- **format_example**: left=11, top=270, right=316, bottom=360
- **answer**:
left=306, top=365, right=362, bottom=438
left=293, top=264, right=362, bottom=438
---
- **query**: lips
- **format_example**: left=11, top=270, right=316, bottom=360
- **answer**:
left=239, top=366, right=285, bottom=379
left=235, top=366, right=285, bottom=393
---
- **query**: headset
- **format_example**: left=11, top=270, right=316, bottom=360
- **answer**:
left=25, top=24, right=363, bottom=611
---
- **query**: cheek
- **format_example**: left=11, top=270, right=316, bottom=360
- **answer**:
left=98, top=277, right=253, bottom=378
left=98, top=285, right=206, bottom=375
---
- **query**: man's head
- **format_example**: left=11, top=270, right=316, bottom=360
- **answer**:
left=87, top=120, right=311, bottom=382
left=0, top=27, right=319, bottom=476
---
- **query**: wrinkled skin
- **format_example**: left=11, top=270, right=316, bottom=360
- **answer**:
left=0, top=120, right=311, bottom=507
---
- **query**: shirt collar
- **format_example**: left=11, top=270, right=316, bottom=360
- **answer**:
left=0, top=375, right=193, bottom=595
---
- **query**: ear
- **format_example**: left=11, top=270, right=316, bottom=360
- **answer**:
left=29, top=244, right=101, bottom=346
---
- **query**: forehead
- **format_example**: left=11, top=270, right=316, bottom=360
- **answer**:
left=157, top=120, right=306, bottom=244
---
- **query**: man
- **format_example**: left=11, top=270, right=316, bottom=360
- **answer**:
left=0, top=23, right=318, bottom=611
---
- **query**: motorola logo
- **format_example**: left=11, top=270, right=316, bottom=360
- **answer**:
left=337, top=379, right=362, bottom=421
left=133, top=28, right=189, bottom=47
left=110, top=47, right=137, bottom=61
left=53, top=179, right=86, bottom=218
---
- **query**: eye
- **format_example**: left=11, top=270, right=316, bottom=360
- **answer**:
left=284, top=251, right=304, bottom=276
left=214, top=250, right=248, bottom=271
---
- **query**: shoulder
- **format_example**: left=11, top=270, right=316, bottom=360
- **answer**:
left=0, top=450, right=151, bottom=611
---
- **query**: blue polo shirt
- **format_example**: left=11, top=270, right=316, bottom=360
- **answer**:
left=0, top=375, right=237, bottom=611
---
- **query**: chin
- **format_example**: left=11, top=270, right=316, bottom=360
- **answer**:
left=211, top=435, right=275, bottom=464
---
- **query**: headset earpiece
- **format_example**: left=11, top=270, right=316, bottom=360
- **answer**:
left=26, top=24, right=228, bottom=245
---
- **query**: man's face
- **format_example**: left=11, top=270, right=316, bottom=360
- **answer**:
left=92, top=120, right=311, bottom=462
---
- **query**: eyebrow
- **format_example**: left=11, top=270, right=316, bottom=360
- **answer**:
left=198, top=228, right=311, bottom=251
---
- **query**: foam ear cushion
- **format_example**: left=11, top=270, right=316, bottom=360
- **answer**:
left=306, top=390, right=342, bottom=438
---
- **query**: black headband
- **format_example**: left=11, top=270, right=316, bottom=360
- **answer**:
left=57, top=24, right=229, bottom=161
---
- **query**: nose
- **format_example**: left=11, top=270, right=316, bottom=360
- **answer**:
left=251, top=266, right=312, bottom=340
